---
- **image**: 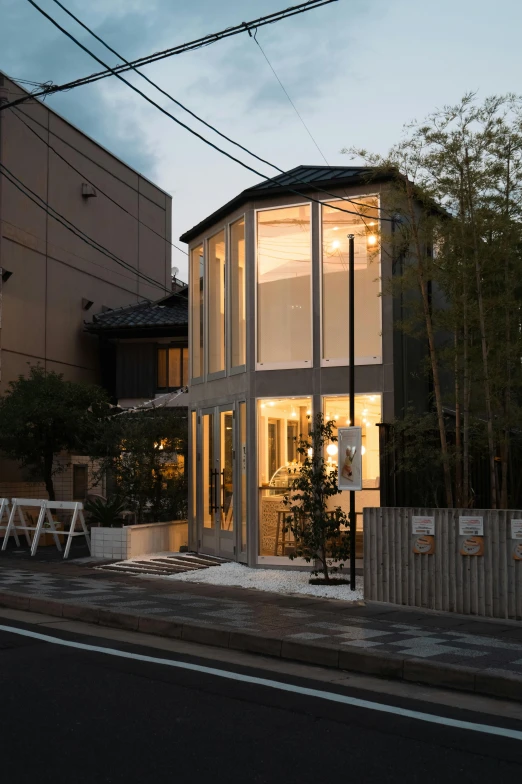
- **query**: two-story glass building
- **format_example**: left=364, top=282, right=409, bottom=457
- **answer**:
left=180, top=166, right=416, bottom=567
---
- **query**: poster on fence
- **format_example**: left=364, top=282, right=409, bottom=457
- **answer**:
left=412, top=516, right=435, bottom=555
left=511, top=519, right=522, bottom=560
left=459, top=516, right=484, bottom=556
left=337, top=427, right=362, bottom=491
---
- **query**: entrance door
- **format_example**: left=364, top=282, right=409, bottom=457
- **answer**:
left=199, top=406, right=235, bottom=559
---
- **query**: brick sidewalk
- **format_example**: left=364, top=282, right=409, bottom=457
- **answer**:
left=0, top=558, right=521, bottom=700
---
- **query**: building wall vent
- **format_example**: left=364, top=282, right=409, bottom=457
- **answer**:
left=82, top=183, right=97, bottom=198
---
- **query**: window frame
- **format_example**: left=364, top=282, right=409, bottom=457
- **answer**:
left=156, top=344, right=189, bottom=391
left=189, top=243, right=205, bottom=384
left=227, top=214, right=247, bottom=376
left=255, top=202, right=314, bottom=371
left=206, top=227, right=227, bottom=381
left=319, top=194, right=383, bottom=368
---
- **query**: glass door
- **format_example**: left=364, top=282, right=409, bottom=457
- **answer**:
left=198, top=406, right=236, bottom=559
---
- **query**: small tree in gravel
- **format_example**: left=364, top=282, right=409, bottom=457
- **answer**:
left=284, top=414, right=350, bottom=583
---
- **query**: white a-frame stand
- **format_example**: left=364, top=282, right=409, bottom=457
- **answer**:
left=1, top=499, right=91, bottom=559
left=0, top=498, right=19, bottom=548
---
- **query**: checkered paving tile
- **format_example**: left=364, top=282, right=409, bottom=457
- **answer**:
left=0, top=565, right=522, bottom=674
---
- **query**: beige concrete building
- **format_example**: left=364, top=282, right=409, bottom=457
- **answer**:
left=0, top=73, right=173, bottom=497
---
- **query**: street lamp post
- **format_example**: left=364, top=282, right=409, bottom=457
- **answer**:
left=348, top=234, right=356, bottom=591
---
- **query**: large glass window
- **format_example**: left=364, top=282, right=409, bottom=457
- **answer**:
left=257, top=205, right=312, bottom=366
left=230, top=217, right=246, bottom=368
left=322, top=199, right=381, bottom=364
left=257, top=397, right=311, bottom=556
left=239, top=401, right=247, bottom=553
left=208, top=230, right=226, bottom=374
left=190, top=244, right=204, bottom=379
left=322, top=395, right=381, bottom=533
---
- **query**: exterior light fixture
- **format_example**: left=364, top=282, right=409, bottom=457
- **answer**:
left=361, top=445, right=366, bottom=455
left=367, top=235, right=377, bottom=246
left=1, top=269, right=13, bottom=283
left=326, top=443, right=338, bottom=457
left=307, top=448, right=313, bottom=457
left=306, top=409, right=311, bottom=415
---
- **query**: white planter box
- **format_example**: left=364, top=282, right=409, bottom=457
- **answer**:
left=91, top=521, right=188, bottom=561
left=91, top=527, right=130, bottom=560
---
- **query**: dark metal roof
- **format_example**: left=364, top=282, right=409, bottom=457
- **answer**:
left=86, top=295, right=188, bottom=333
left=249, top=166, right=374, bottom=190
left=179, top=165, right=385, bottom=243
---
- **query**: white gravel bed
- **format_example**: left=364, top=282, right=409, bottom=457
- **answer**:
left=167, top=561, right=364, bottom=601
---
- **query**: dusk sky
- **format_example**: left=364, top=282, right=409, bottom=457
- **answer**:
left=2, top=0, right=521, bottom=279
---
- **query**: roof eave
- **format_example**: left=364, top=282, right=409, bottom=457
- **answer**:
left=179, top=170, right=394, bottom=244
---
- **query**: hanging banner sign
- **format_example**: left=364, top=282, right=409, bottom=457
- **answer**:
left=511, top=520, right=522, bottom=560
left=337, top=427, right=363, bottom=491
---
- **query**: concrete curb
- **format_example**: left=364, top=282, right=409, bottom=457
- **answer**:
left=1, top=590, right=521, bottom=702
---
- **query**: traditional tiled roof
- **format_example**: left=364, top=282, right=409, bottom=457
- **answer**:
left=179, top=164, right=384, bottom=243
left=87, top=293, right=188, bottom=332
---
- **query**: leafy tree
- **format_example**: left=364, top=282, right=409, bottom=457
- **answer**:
left=96, top=408, right=188, bottom=524
left=284, top=414, right=350, bottom=583
left=0, top=365, right=110, bottom=500
left=347, top=93, right=522, bottom=509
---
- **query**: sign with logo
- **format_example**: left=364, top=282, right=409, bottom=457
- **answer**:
left=412, top=516, right=435, bottom=536
left=413, top=535, right=435, bottom=555
left=459, top=517, right=484, bottom=536
left=337, top=427, right=363, bottom=491
left=511, top=520, right=522, bottom=560
left=460, top=536, right=484, bottom=556
left=411, top=516, right=435, bottom=555
left=459, top=517, right=484, bottom=556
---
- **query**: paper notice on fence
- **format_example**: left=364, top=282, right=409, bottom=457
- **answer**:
left=459, top=516, right=484, bottom=536
left=511, top=520, right=522, bottom=540
left=412, top=516, right=435, bottom=536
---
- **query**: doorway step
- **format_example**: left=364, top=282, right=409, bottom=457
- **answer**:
left=95, top=552, right=226, bottom=577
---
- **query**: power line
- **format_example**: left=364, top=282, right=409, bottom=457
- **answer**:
left=24, top=0, right=393, bottom=223
left=0, top=163, right=175, bottom=297
left=49, top=0, right=386, bottom=221
left=10, top=106, right=188, bottom=257
left=2, top=217, right=155, bottom=295
left=2, top=2, right=337, bottom=108
left=12, top=104, right=171, bottom=210
left=249, top=29, right=330, bottom=166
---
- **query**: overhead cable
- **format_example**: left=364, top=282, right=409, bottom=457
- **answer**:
left=46, top=0, right=390, bottom=219
left=1, top=2, right=338, bottom=108
left=25, top=0, right=393, bottom=222
left=0, top=163, right=175, bottom=297
left=10, top=107, right=188, bottom=256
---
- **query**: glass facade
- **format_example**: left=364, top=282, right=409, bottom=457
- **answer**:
left=230, top=217, right=246, bottom=368
left=257, top=397, right=311, bottom=556
left=257, top=205, right=312, bottom=366
left=208, top=230, right=226, bottom=375
left=322, top=199, right=381, bottom=364
left=190, top=244, right=204, bottom=379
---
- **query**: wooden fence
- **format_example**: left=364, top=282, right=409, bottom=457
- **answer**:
left=363, top=507, right=522, bottom=620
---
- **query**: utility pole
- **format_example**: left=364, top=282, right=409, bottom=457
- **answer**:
left=348, top=234, right=356, bottom=591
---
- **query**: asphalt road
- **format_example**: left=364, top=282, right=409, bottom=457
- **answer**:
left=1, top=618, right=522, bottom=784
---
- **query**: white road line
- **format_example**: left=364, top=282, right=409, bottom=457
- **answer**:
left=1, top=623, right=521, bottom=741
